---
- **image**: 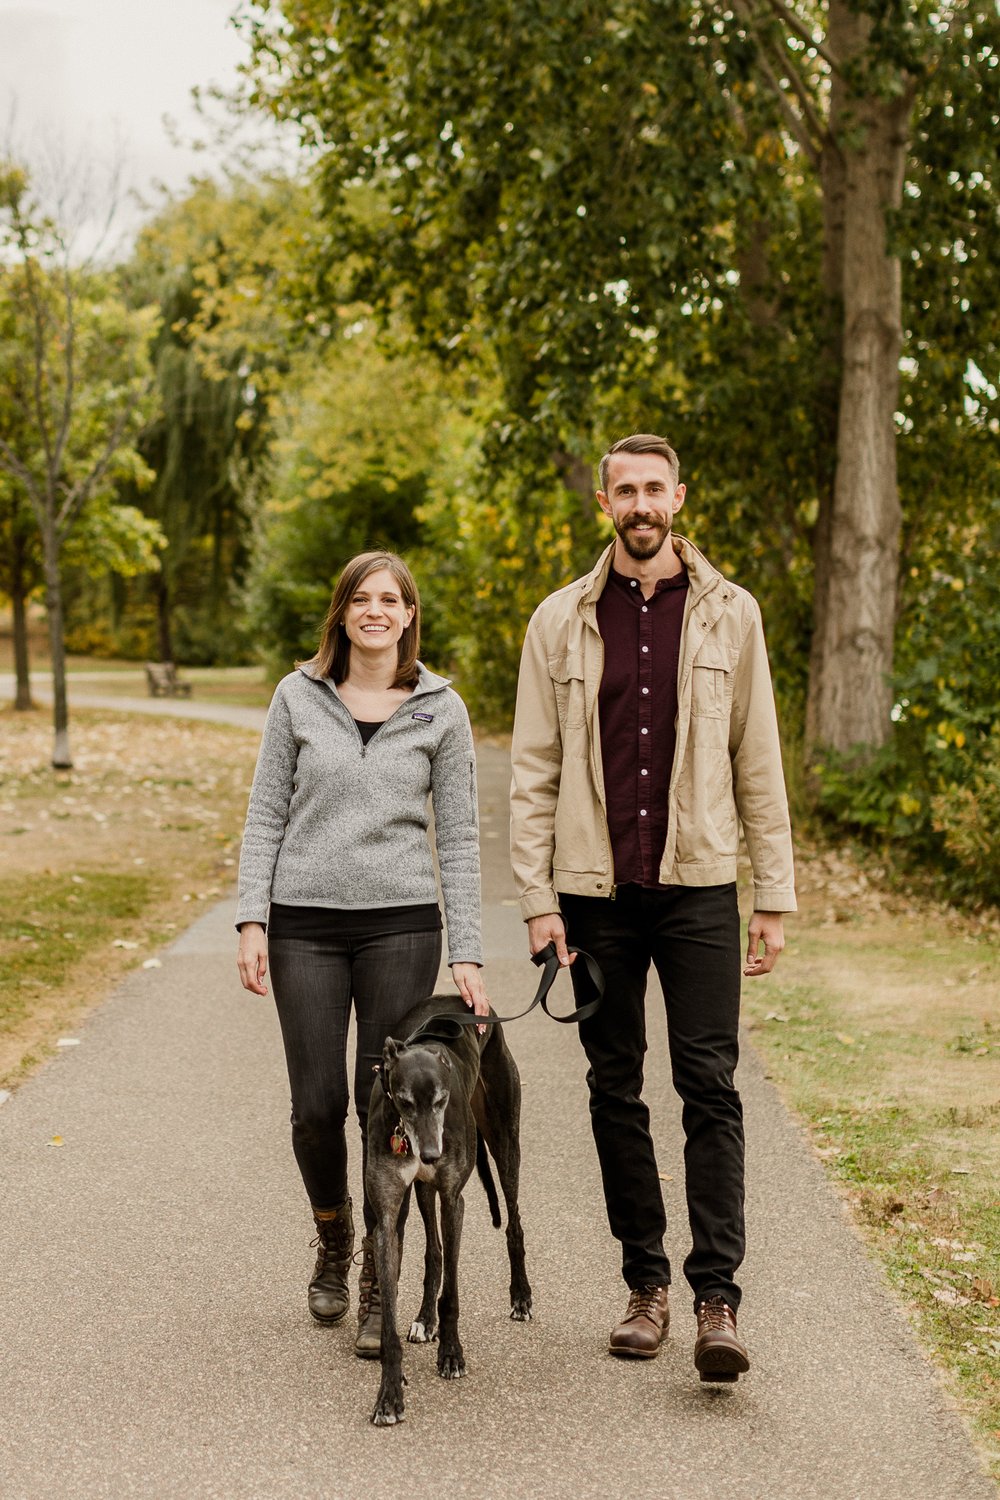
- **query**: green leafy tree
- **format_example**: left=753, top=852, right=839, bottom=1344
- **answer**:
left=237, top=0, right=999, bottom=759
left=0, top=161, right=159, bottom=766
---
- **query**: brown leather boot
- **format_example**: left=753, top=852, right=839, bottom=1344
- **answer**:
left=308, top=1200, right=354, bottom=1325
left=694, top=1296, right=749, bottom=1382
left=608, top=1285, right=670, bottom=1358
left=354, top=1234, right=382, bottom=1359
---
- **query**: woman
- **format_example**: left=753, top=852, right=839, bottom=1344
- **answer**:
left=236, top=551, right=488, bottom=1357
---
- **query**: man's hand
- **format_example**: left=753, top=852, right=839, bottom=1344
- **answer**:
left=744, top=911, right=785, bottom=977
left=527, top=913, right=574, bottom=966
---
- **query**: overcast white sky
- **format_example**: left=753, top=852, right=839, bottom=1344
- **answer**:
left=0, top=0, right=283, bottom=243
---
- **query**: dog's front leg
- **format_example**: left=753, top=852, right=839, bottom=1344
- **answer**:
left=409, top=1180, right=441, bottom=1343
left=371, top=1216, right=407, bottom=1426
left=436, top=1191, right=466, bottom=1379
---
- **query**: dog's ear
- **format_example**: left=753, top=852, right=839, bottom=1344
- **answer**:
left=383, top=1037, right=403, bottom=1066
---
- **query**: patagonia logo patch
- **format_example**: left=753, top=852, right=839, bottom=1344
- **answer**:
left=412, top=711, right=434, bottom=722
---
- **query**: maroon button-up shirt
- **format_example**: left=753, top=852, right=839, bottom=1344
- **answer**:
left=596, top=564, right=690, bottom=887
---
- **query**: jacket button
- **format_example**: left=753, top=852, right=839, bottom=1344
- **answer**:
left=596, top=882, right=603, bottom=889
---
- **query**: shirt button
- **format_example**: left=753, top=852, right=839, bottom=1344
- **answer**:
left=630, top=579, right=637, bottom=587
left=640, top=809, right=647, bottom=817
left=640, top=728, right=648, bottom=735
left=641, top=687, right=649, bottom=695
left=641, top=769, right=648, bottom=776
left=641, top=605, right=648, bottom=613
left=641, top=646, right=648, bottom=653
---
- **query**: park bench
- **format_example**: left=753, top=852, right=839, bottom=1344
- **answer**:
left=144, top=662, right=193, bottom=698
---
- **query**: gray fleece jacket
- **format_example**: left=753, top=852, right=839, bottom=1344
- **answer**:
left=236, top=662, right=482, bottom=965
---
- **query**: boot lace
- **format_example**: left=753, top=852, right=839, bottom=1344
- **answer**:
left=356, top=1251, right=381, bottom=1320
left=626, top=1286, right=666, bottom=1320
left=697, top=1297, right=734, bottom=1333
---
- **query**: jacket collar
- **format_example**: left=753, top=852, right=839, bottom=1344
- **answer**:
left=297, top=660, right=451, bottom=699
left=579, top=534, right=725, bottom=613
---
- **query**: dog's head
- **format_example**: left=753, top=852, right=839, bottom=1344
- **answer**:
left=382, top=1037, right=452, bottom=1165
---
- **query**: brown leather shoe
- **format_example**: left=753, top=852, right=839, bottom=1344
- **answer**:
left=694, top=1296, right=749, bottom=1382
left=608, top=1285, right=670, bottom=1358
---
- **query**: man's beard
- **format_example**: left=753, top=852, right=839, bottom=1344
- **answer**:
left=615, top=515, right=670, bottom=560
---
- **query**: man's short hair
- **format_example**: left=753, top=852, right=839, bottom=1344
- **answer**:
left=599, top=434, right=680, bottom=494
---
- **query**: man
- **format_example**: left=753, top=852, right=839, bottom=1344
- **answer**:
left=510, top=434, right=795, bottom=1383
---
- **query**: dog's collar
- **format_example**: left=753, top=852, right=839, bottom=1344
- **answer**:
left=373, top=1065, right=412, bottom=1155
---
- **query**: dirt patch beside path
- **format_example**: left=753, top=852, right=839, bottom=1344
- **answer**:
left=0, top=706, right=260, bottom=1085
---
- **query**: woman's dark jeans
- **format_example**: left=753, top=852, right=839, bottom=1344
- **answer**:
left=561, top=883, right=745, bottom=1312
left=268, top=929, right=442, bottom=1233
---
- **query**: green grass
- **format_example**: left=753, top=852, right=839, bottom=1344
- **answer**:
left=0, top=870, right=167, bottom=1034
left=745, top=921, right=1000, bottom=1480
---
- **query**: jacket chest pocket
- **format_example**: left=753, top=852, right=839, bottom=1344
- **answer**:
left=691, top=661, right=732, bottom=719
left=549, top=652, right=587, bottom=732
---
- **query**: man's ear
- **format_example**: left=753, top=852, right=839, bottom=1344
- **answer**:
left=672, top=482, right=686, bottom=516
left=596, top=488, right=612, bottom=520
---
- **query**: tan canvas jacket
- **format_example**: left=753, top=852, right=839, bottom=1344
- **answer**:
left=509, top=536, right=797, bottom=920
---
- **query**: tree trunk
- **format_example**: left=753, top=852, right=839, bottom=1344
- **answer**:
left=10, top=530, right=35, bottom=711
left=42, top=528, right=72, bottom=769
left=806, top=3, right=912, bottom=756
left=155, top=571, right=173, bottom=663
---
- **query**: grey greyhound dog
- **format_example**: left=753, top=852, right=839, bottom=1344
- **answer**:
left=366, top=991, right=532, bottom=1427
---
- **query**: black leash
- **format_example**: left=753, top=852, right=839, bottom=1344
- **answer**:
left=402, top=941, right=604, bottom=1049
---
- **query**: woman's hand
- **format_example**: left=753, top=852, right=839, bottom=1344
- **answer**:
left=451, top=962, right=490, bottom=1033
left=237, top=922, right=269, bottom=996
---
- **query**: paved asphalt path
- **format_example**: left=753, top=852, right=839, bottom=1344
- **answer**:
left=1, top=685, right=994, bottom=1499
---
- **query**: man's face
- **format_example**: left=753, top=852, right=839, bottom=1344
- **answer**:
left=597, top=453, right=686, bottom=561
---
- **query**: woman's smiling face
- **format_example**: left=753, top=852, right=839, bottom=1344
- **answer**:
left=342, top=567, right=415, bottom=659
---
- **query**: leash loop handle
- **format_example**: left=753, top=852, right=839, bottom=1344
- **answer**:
left=405, top=941, right=604, bottom=1046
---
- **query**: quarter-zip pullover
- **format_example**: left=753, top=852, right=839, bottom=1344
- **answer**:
left=237, top=662, right=482, bottom=964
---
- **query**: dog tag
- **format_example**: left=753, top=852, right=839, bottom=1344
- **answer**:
left=390, top=1130, right=410, bottom=1156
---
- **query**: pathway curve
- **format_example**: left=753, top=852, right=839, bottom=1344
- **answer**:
left=0, top=687, right=993, bottom=1498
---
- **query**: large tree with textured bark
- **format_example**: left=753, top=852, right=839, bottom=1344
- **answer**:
left=237, top=0, right=999, bottom=754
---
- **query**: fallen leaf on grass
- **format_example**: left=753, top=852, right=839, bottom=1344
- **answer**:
left=142, top=958, right=162, bottom=969
left=932, top=1287, right=972, bottom=1307
left=951, top=1167, right=973, bottom=1175
left=47, top=1135, right=64, bottom=1148
left=112, top=939, right=139, bottom=950
left=834, top=1032, right=856, bottom=1047
left=764, top=1011, right=789, bottom=1023
left=55, top=1038, right=80, bottom=1048
left=971, top=1278, right=998, bottom=1303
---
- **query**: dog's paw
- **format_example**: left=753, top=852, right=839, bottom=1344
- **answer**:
left=408, top=1319, right=438, bottom=1344
left=510, top=1301, right=533, bottom=1322
left=437, top=1350, right=466, bottom=1380
left=371, top=1390, right=406, bottom=1427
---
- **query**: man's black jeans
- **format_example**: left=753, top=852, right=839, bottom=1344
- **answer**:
left=268, top=930, right=442, bottom=1232
left=561, top=882, right=745, bottom=1312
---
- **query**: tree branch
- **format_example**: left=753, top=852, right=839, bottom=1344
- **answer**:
left=55, top=386, right=144, bottom=536
left=750, top=32, right=823, bottom=165
left=762, top=28, right=830, bottom=145
left=50, top=260, right=76, bottom=486
left=763, top=0, right=843, bottom=76
left=0, top=435, right=44, bottom=520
